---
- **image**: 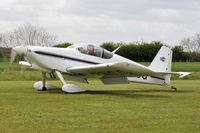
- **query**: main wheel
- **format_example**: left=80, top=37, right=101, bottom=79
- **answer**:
left=42, top=87, right=47, bottom=91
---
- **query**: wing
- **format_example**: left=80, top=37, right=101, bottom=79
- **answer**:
left=66, top=62, right=161, bottom=77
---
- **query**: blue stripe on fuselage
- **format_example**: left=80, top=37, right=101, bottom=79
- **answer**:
left=34, top=51, right=100, bottom=65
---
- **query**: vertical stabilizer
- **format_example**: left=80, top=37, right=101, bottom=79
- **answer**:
left=149, top=46, right=172, bottom=72
left=128, top=46, right=173, bottom=85
left=149, top=46, right=172, bottom=85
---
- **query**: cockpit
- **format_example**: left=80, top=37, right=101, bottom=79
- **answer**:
left=76, top=44, right=113, bottom=59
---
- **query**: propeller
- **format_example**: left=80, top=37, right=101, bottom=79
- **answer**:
left=10, top=48, right=17, bottom=63
left=10, top=46, right=28, bottom=64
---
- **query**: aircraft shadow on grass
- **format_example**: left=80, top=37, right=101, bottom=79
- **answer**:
left=44, top=87, right=192, bottom=99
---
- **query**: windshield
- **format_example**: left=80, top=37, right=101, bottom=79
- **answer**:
left=102, top=49, right=113, bottom=59
left=77, top=44, right=113, bottom=59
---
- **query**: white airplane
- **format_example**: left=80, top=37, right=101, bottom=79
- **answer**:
left=10, top=44, right=191, bottom=93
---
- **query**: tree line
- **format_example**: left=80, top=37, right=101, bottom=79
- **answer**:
left=0, top=23, right=57, bottom=48
left=53, top=41, right=200, bottom=62
left=0, top=23, right=200, bottom=62
left=1, top=41, right=200, bottom=62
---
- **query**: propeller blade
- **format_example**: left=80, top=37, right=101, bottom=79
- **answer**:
left=13, top=46, right=28, bottom=55
left=10, top=48, right=17, bottom=64
left=10, top=46, right=28, bottom=64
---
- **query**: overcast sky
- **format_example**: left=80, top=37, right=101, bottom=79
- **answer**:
left=1, top=0, right=200, bottom=46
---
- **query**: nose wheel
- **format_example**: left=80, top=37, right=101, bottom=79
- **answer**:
left=42, top=72, right=47, bottom=91
left=33, top=72, right=57, bottom=91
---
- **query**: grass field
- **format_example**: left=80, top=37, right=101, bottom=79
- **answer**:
left=0, top=60, right=200, bottom=132
left=0, top=80, right=200, bottom=133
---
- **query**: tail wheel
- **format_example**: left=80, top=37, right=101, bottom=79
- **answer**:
left=171, top=86, right=177, bottom=91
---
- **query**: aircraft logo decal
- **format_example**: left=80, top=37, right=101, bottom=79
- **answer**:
left=160, top=57, right=166, bottom=62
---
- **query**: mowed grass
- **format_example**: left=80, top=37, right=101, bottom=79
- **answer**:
left=0, top=62, right=49, bottom=81
left=0, top=80, right=200, bottom=133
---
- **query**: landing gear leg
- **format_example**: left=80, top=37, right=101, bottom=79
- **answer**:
left=55, top=71, right=85, bottom=93
left=42, top=72, right=47, bottom=91
left=171, top=86, right=177, bottom=92
left=33, top=72, right=57, bottom=91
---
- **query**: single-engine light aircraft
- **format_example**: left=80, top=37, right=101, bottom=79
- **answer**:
left=10, top=44, right=191, bottom=93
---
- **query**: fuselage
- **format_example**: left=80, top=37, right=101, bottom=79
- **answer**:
left=11, top=45, right=189, bottom=91
left=24, top=43, right=152, bottom=77
left=25, top=44, right=136, bottom=73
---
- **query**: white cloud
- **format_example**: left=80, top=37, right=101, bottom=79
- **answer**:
left=0, top=0, right=200, bottom=46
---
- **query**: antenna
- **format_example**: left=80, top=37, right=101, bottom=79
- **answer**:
left=112, top=46, right=121, bottom=54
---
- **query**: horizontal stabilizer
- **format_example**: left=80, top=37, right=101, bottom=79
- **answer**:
left=159, top=72, right=191, bottom=78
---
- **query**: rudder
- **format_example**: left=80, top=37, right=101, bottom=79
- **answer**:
left=128, top=46, right=173, bottom=86
left=149, top=46, right=172, bottom=72
left=149, top=46, right=172, bottom=85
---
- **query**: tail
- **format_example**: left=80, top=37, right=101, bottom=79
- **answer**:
left=149, top=46, right=172, bottom=72
left=148, top=46, right=172, bottom=85
left=128, top=46, right=191, bottom=85
left=128, top=46, right=173, bottom=85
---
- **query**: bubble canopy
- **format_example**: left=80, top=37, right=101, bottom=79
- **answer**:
left=69, top=44, right=113, bottom=59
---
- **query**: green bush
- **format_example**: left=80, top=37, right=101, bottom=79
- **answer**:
left=101, top=41, right=164, bottom=62
left=0, top=51, right=3, bottom=58
left=1, top=41, right=199, bottom=62
left=101, top=41, right=199, bottom=62
left=53, top=42, right=73, bottom=48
